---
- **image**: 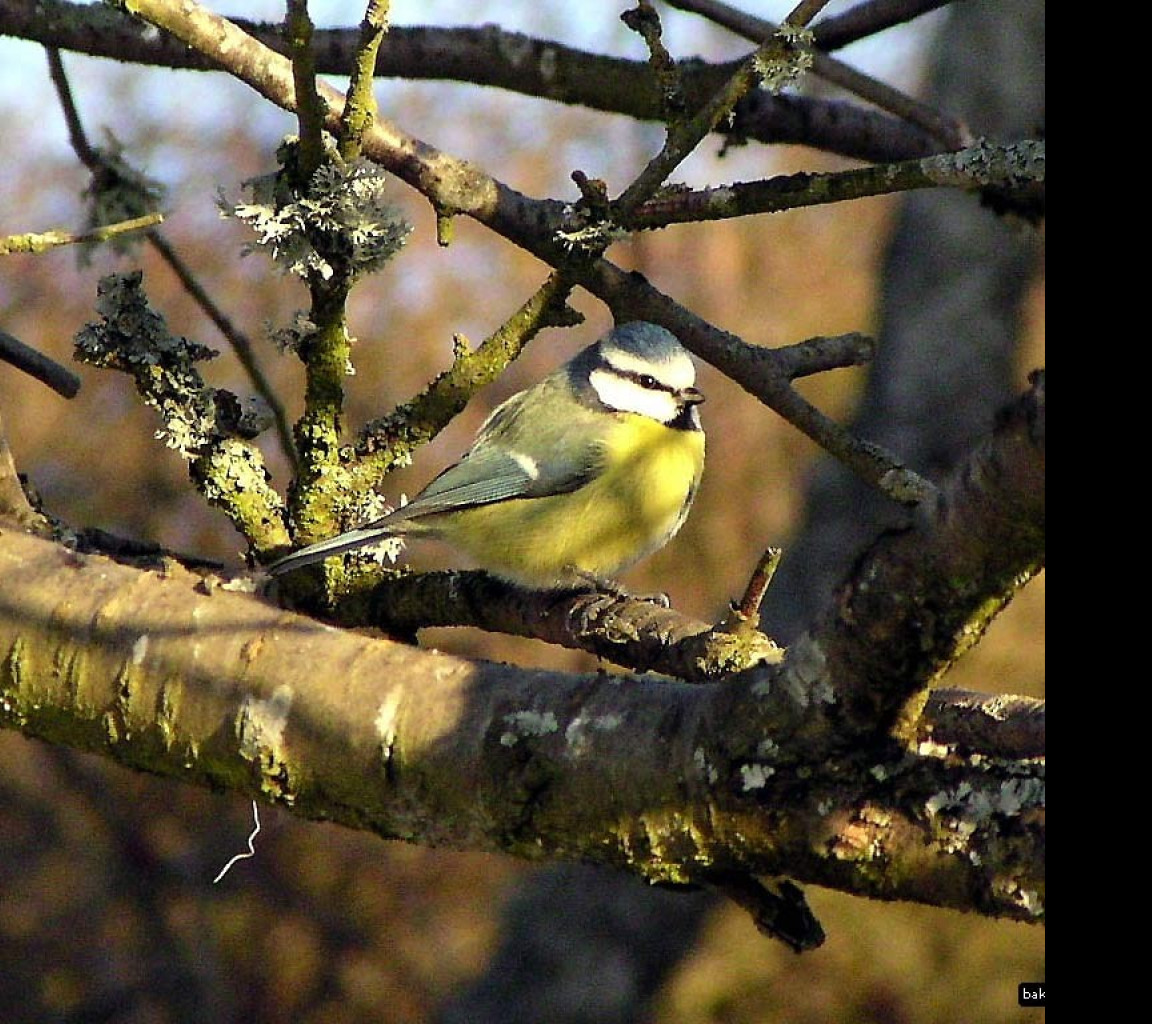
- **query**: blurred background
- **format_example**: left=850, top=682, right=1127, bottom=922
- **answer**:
left=1, top=2, right=1043, bottom=1021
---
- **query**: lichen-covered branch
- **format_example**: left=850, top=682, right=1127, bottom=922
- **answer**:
left=73, top=272, right=289, bottom=553
left=0, top=213, right=163, bottom=254
left=781, top=371, right=1046, bottom=744
left=359, top=569, right=781, bottom=679
left=0, top=526, right=1043, bottom=925
left=919, top=689, right=1044, bottom=760
left=611, top=2, right=818, bottom=218
left=623, top=140, right=1045, bottom=230
left=337, top=0, right=391, bottom=162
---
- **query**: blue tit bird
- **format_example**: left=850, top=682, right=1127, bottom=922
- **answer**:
left=267, top=321, right=705, bottom=589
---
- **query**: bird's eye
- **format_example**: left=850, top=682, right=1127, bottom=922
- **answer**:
left=639, top=374, right=659, bottom=390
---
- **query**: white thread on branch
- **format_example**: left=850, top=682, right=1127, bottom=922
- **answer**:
left=212, top=800, right=262, bottom=884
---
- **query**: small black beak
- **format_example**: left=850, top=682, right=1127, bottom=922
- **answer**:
left=679, top=386, right=705, bottom=405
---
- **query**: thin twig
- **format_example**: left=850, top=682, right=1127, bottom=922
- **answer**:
left=44, top=45, right=298, bottom=466
left=351, top=270, right=579, bottom=486
left=787, top=0, right=834, bottom=25
left=0, top=329, right=81, bottom=397
left=811, top=0, right=955, bottom=52
left=665, top=0, right=964, bottom=148
left=735, top=547, right=782, bottom=620
left=620, top=0, right=687, bottom=126
left=613, top=0, right=827, bottom=217
left=285, top=0, right=326, bottom=180
left=622, top=140, right=1044, bottom=230
left=145, top=232, right=299, bottom=469
left=0, top=214, right=163, bottom=255
left=45, top=46, right=99, bottom=165
left=338, top=0, right=390, bottom=162
left=0, top=411, right=53, bottom=530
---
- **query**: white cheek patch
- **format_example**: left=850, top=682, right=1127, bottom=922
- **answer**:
left=590, top=368, right=681, bottom=422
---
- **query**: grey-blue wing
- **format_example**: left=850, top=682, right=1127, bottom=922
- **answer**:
left=384, top=389, right=605, bottom=523
left=267, top=382, right=603, bottom=576
left=387, top=448, right=590, bottom=521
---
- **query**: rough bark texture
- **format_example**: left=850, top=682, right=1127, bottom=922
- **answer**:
left=0, top=515, right=1043, bottom=910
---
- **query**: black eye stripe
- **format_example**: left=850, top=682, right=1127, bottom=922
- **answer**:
left=611, top=367, right=674, bottom=393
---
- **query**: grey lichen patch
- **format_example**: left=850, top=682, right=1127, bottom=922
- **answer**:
left=75, top=272, right=222, bottom=458
left=701, top=185, right=738, bottom=219
left=923, top=772, right=1044, bottom=863
left=130, top=634, right=149, bottom=665
left=925, top=781, right=989, bottom=823
left=993, top=875, right=1045, bottom=919
left=538, top=44, right=558, bottom=85
left=563, top=712, right=623, bottom=756
left=926, top=774, right=1044, bottom=826
left=1017, top=888, right=1043, bottom=918
left=753, top=23, right=814, bottom=93
left=778, top=635, right=834, bottom=708
left=879, top=466, right=935, bottom=505
left=692, top=746, right=719, bottom=784
left=949, top=137, right=1013, bottom=186
left=981, top=693, right=1023, bottom=721
left=236, top=684, right=296, bottom=803
left=219, top=140, right=411, bottom=284
left=740, top=762, right=775, bottom=791
left=555, top=220, right=630, bottom=255
left=499, top=710, right=559, bottom=747
left=489, top=25, right=536, bottom=69
left=995, top=776, right=1045, bottom=816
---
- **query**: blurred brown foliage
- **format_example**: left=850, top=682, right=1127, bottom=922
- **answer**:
left=0, top=21, right=1042, bottom=1024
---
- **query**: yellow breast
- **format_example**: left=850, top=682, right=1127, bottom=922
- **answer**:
left=437, top=414, right=704, bottom=587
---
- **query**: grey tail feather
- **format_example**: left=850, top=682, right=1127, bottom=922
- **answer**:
left=266, top=526, right=395, bottom=576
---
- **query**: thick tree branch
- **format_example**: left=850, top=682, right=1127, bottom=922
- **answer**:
left=920, top=689, right=1044, bottom=760
left=804, top=371, right=1045, bottom=739
left=360, top=570, right=781, bottom=680
left=0, top=524, right=1043, bottom=924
